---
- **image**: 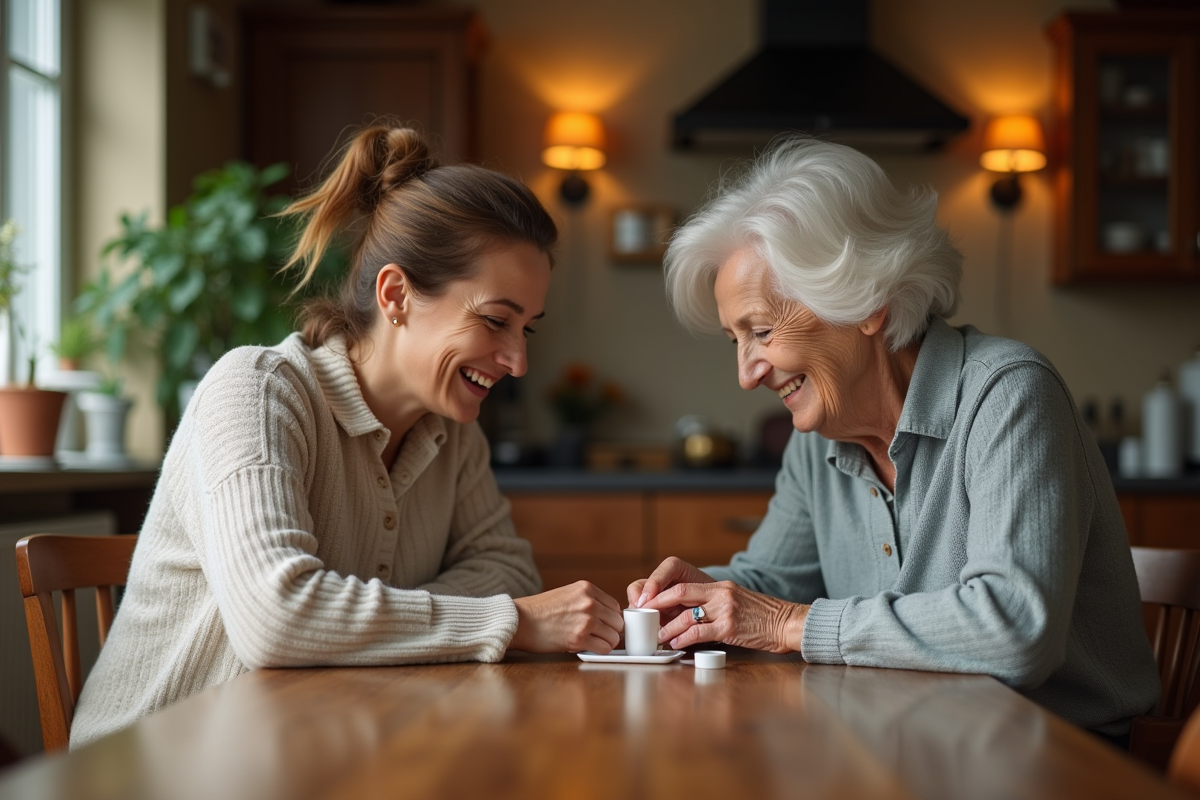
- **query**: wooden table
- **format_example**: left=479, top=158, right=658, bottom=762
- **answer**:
left=0, top=649, right=1187, bottom=800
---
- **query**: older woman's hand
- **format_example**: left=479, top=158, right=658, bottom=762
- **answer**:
left=638, top=569, right=809, bottom=654
left=627, top=556, right=715, bottom=610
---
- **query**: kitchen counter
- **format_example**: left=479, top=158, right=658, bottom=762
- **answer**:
left=494, top=466, right=779, bottom=493
left=1110, top=472, right=1200, bottom=494
left=498, top=465, right=1199, bottom=593
left=495, top=465, right=1200, bottom=495
left=0, top=465, right=159, bottom=533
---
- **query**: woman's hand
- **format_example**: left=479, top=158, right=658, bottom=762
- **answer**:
left=627, top=556, right=716, bottom=609
left=641, top=578, right=809, bottom=654
left=509, top=581, right=624, bottom=654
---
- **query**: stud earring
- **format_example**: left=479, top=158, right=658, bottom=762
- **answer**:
left=391, top=317, right=399, bottom=327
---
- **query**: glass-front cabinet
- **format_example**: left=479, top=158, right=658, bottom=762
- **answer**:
left=1047, top=11, right=1199, bottom=284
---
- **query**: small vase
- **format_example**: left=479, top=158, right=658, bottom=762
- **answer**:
left=549, top=424, right=588, bottom=468
left=0, top=387, right=68, bottom=460
left=40, top=368, right=103, bottom=455
left=77, top=391, right=134, bottom=464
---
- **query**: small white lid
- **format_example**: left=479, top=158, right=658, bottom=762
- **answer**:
left=694, top=650, right=726, bottom=669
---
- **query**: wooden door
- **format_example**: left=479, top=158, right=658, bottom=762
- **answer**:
left=242, top=7, right=485, bottom=194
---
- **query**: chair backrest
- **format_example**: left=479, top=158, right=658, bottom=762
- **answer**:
left=14, top=533, right=137, bottom=751
left=1131, top=547, right=1200, bottom=719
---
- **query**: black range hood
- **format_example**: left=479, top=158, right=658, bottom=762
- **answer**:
left=672, top=0, right=970, bottom=152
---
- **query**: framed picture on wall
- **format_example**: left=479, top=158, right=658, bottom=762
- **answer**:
left=609, top=205, right=675, bottom=264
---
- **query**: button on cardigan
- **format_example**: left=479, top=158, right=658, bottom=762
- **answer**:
left=70, top=334, right=542, bottom=748
left=704, top=319, right=1159, bottom=735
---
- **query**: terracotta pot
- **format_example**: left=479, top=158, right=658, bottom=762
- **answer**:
left=0, top=387, right=68, bottom=457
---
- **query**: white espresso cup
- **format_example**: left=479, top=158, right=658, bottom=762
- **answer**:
left=623, top=608, right=660, bottom=656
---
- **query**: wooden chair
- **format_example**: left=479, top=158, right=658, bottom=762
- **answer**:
left=1128, top=546, right=1200, bottom=772
left=1171, top=703, right=1200, bottom=794
left=14, top=533, right=137, bottom=752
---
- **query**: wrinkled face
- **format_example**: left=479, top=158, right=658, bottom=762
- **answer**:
left=713, top=247, right=875, bottom=438
left=399, top=242, right=552, bottom=424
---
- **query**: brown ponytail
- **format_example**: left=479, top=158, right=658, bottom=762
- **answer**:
left=278, top=122, right=557, bottom=348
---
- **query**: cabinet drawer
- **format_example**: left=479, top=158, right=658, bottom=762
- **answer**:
left=1120, top=493, right=1200, bottom=547
left=507, top=492, right=646, bottom=558
left=653, top=491, right=772, bottom=566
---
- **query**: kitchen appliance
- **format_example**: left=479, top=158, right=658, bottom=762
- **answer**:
left=674, top=415, right=736, bottom=469
left=1179, top=347, right=1200, bottom=466
left=671, top=0, right=969, bottom=152
left=1142, top=372, right=1182, bottom=477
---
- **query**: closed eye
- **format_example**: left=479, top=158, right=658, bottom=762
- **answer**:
left=485, top=315, right=537, bottom=338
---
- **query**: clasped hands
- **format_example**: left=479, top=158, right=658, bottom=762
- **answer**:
left=510, top=556, right=808, bottom=655
left=626, top=557, right=808, bottom=654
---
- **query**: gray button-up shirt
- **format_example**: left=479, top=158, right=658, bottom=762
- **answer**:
left=706, top=318, right=1159, bottom=734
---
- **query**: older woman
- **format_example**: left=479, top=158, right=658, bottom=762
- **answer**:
left=631, top=137, right=1158, bottom=741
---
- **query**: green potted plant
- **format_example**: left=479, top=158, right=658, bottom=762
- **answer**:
left=42, top=314, right=106, bottom=459
left=0, top=218, right=68, bottom=463
left=78, top=160, right=322, bottom=422
left=49, top=315, right=99, bottom=371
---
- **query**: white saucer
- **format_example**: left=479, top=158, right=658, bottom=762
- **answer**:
left=59, top=452, right=138, bottom=470
left=577, top=650, right=685, bottom=665
left=0, top=455, right=59, bottom=471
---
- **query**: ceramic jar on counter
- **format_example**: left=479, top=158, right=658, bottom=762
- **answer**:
left=1180, top=348, right=1200, bottom=468
left=1142, top=373, right=1182, bottom=477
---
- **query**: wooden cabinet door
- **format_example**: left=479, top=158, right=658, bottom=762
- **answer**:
left=1120, top=493, right=1200, bottom=547
left=652, top=492, right=772, bottom=567
left=1047, top=11, right=1200, bottom=284
left=243, top=7, right=484, bottom=193
left=507, top=492, right=648, bottom=602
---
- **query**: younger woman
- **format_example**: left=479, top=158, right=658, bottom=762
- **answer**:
left=71, top=124, right=623, bottom=748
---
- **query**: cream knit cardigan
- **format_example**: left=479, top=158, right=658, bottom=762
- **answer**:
left=70, top=334, right=542, bottom=748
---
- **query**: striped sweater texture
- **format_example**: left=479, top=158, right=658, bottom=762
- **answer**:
left=70, top=334, right=541, bottom=748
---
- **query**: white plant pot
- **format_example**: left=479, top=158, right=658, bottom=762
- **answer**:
left=40, top=369, right=103, bottom=454
left=77, top=391, right=134, bottom=461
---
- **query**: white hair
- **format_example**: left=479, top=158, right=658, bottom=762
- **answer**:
left=664, top=136, right=962, bottom=350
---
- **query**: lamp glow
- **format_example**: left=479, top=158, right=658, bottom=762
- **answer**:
left=980, top=115, right=1047, bottom=173
left=542, top=111, right=607, bottom=204
left=980, top=114, right=1046, bottom=209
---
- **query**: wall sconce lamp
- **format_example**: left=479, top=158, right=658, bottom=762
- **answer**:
left=980, top=114, right=1047, bottom=210
left=542, top=111, right=607, bottom=205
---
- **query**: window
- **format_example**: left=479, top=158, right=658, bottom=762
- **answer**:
left=2, top=0, right=64, bottom=385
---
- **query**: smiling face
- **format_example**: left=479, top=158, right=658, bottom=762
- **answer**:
left=387, top=241, right=552, bottom=426
left=714, top=247, right=883, bottom=440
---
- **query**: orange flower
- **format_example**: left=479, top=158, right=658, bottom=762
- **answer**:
left=564, top=362, right=593, bottom=388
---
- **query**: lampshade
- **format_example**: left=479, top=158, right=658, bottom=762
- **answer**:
left=542, top=111, right=607, bottom=171
left=980, top=115, right=1047, bottom=173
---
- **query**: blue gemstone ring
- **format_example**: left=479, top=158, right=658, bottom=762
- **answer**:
left=692, top=606, right=708, bottom=623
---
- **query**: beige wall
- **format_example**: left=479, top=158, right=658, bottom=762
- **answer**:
left=76, top=0, right=243, bottom=459
left=452, top=0, right=1200, bottom=453
left=80, top=0, right=1200, bottom=458
left=76, top=0, right=166, bottom=459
